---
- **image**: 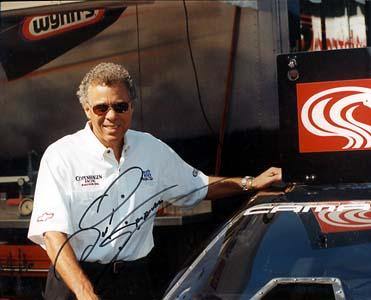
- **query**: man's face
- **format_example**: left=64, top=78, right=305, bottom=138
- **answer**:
left=84, top=82, right=133, bottom=149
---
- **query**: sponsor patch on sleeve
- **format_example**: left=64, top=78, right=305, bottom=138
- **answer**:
left=37, top=212, right=54, bottom=222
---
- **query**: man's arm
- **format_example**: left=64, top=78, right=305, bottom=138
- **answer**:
left=206, top=167, right=282, bottom=199
left=44, top=231, right=99, bottom=300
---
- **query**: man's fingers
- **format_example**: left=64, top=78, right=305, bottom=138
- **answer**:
left=265, top=167, right=282, bottom=178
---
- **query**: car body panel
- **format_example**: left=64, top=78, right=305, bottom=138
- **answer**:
left=164, top=184, right=371, bottom=299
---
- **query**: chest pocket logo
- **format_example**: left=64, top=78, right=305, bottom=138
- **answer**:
left=142, top=169, right=153, bottom=181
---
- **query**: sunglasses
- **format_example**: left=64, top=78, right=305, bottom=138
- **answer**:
left=91, top=102, right=132, bottom=116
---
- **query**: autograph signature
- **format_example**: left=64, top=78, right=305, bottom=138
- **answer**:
left=53, top=166, right=208, bottom=286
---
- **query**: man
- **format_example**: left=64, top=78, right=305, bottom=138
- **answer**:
left=28, top=62, right=281, bottom=300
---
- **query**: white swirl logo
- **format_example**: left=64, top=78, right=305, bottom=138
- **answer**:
left=301, top=86, right=371, bottom=149
left=317, top=209, right=371, bottom=230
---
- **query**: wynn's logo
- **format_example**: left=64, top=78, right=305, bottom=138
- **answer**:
left=297, top=79, right=371, bottom=153
left=22, top=10, right=104, bottom=41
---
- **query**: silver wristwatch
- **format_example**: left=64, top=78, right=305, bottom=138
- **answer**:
left=241, top=176, right=254, bottom=191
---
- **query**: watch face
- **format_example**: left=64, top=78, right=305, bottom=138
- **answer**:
left=18, top=198, right=33, bottom=216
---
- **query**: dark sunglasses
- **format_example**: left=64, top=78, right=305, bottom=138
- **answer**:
left=91, top=102, right=131, bottom=116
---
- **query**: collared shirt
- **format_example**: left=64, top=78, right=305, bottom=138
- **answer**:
left=28, top=123, right=208, bottom=263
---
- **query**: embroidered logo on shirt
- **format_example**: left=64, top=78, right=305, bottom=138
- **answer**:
left=37, top=212, right=54, bottom=222
left=75, top=174, right=103, bottom=187
left=142, top=170, right=153, bottom=181
left=192, top=169, right=199, bottom=177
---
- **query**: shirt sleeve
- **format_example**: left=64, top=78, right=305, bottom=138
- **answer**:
left=158, top=140, right=209, bottom=207
left=27, top=146, right=73, bottom=247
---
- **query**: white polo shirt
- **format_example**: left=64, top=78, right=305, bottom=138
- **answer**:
left=28, top=123, right=208, bottom=263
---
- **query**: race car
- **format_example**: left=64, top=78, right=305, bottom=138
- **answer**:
left=163, top=184, right=371, bottom=299
left=163, top=48, right=371, bottom=300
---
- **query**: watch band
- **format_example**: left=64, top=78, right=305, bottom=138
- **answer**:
left=241, top=176, right=254, bottom=191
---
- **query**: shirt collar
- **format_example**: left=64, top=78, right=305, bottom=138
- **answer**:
left=83, top=122, right=130, bottom=158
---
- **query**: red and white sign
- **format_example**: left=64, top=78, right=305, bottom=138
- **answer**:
left=313, top=203, right=371, bottom=234
left=22, top=10, right=104, bottom=41
left=296, top=79, right=371, bottom=153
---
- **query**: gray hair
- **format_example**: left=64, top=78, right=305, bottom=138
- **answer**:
left=77, top=62, right=136, bottom=105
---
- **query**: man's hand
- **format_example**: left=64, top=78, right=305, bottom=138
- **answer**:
left=251, top=167, right=282, bottom=190
left=44, top=231, right=99, bottom=300
left=75, top=288, right=100, bottom=300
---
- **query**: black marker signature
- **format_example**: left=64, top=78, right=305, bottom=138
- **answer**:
left=53, top=166, right=218, bottom=289
left=53, top=167, right=227, bottom=287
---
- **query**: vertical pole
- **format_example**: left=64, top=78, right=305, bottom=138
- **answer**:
left=215, top=6, right=241, bottom=175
